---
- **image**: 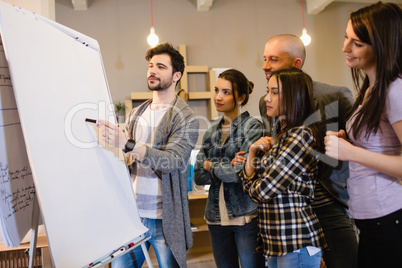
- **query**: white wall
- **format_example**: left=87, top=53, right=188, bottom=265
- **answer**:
left=2, top=0, right=55, bottom=19
left=54, top=0, right=401, bottom=118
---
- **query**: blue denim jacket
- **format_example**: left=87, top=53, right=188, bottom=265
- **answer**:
left=194, top=112, right=263, bottom=222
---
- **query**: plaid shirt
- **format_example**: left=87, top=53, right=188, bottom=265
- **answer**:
left=242, top=126, right=326, bottom=257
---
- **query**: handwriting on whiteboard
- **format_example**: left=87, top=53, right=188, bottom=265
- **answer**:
left=0, top=163, right=34, bottom=220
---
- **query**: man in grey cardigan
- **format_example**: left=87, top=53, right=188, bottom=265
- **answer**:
left=99, top=42, right=199, bottom=268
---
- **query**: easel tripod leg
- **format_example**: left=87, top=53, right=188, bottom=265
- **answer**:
left=141, top=243, right=153, bottom=268
left=28, top=193, right=40, bottom=268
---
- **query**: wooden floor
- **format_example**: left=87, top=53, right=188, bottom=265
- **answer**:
left=188, top=261, right=216, bottom=268
left=143, top=261, right=216, bottom=268
left=142, top=249, right=216, bottom=268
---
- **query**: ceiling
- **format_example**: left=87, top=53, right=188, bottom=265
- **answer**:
left=69, top=0, right=402, bottom=14
left=305, top=0, right=402, bottom=14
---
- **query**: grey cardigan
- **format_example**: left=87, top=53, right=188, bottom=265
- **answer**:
left=125, top=96, right=199, bottom=267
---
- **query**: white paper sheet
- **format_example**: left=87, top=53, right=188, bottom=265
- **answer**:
left=0, top=2, right=147, bottom=267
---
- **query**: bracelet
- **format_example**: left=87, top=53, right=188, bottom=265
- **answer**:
left=242, top=170, right=256, bottom=180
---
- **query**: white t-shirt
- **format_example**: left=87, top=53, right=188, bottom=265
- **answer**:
left=132, top=105, right=167, bottom=219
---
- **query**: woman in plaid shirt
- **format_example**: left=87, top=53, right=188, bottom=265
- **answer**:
left=241, top=68, right=326, bottom=268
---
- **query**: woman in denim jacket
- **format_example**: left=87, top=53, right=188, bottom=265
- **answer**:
left=194, top=69, right=265, bottom=268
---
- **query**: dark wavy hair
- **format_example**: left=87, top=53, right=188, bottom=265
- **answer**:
left=145, top=42, right=185, bottom=85
left=218, top=69, right=254, bottom=108
left=348, top=2, right=402, bottom=139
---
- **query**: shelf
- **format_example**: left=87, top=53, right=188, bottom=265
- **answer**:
left=0, top=235, right=52, bottom=268
left=188, top=91, right=213, bottom=100
left=0, top=235, right=48, bottom=251
left=130, top=91, right=152, bottom=101
left=186, top=248, right=214, bottom=264
left=186, top=65, right=209, bottom=73
left=188, top=190, right=209, bottom=234
left=192, top=224, right=208, bottom=233
left=188, top=190, right=208, bottom=200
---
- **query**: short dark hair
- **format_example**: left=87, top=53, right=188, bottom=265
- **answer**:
left=218, top=69, right=254, bottom=107
left=145, top=42, right=185, bottom=84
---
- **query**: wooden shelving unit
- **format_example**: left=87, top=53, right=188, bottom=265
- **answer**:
left=0, top=235, right=52, bottom=268
left=187, top=190, right=214, bottom=265
left=125, top=44, right=218, bottom=120
left=188, top=190, right=209, bottom=234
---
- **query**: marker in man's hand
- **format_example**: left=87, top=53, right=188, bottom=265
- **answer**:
left=85, top=118, right=97, bottom=124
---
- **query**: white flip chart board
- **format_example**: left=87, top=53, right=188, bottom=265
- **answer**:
left=0, top=41, right=36, bottom=248
left=0, top=2, right=147, bottom=267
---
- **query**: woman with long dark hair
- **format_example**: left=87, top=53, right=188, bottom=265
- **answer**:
left=242, top=68, right=326, bottom=268
left=194, top=69, right=265, bottom=268
left=325, top=2, right=402, bottom=267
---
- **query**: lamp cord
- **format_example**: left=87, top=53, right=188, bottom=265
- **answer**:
left=151, top=0, right=154, bottom=27
left=301, top=0, right=305, bottom=28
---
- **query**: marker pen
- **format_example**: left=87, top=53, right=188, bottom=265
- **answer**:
left=91, top=257, right=111, bottom=268
left=89, top=261, right=101, bottom=267
left=111, top=246, right=126, bottom=258
left=85, top=118, right=97, bottom=124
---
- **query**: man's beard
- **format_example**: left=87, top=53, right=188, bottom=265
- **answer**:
left=147, top=76, right=173, bottom=91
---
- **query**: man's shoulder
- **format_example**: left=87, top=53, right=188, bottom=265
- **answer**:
left=313, top=81, right=350, bottom=95
left=174, top=97, right=197, bottom=116
left=313, top=80, right=354, bottom=106
left=174, top=96, right=190, bottom=109
left=171, top=97, right=200, bottom=129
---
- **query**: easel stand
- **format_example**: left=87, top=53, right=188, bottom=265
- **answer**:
left=27, top=193, right=153, bottom=268
left=28, top=192, right=41, bottom=268
left=98, top=236, right=153, bottom=268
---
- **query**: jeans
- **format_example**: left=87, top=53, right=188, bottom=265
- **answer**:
left=267, top=247, right=322, bottom=268
left=354, top=208, right=402, bottom=268
left=111, top=218, right=179, bottom=268
left=313, top=202, right=358, bottom=268
left=208, top=218, right=265, bottom=268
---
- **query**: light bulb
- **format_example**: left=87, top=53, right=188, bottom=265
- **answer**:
left=300, top=28, right=311, bottom=46
left=147, top=27, right=159, bottom=47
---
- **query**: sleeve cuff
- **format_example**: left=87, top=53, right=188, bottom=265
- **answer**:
left=240, top=169, right=256, bottom=181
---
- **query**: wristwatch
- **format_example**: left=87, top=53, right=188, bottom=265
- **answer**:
left=123, top=139, right=136, bottom=153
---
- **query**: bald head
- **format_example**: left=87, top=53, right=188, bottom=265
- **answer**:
left=268, top=34, right=306, bottom=67
left=262, top=34, right=306, bottom=80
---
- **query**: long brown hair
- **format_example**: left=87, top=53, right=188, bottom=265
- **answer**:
left=269, top=68, right=321, bottom=149
left=348, top=2, right=402, bottom=139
